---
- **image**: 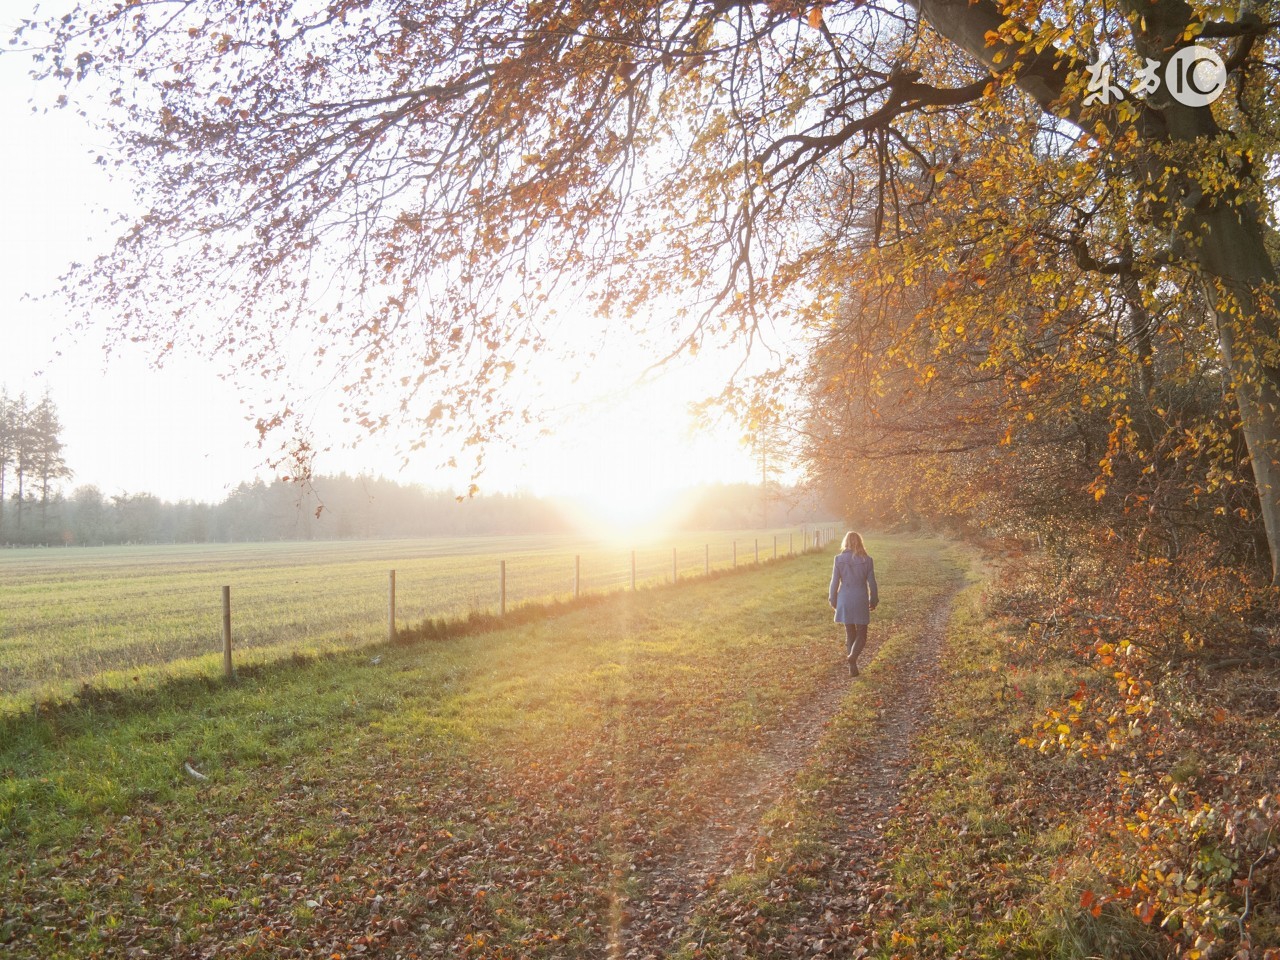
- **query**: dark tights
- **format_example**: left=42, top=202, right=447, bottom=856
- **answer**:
left=844, top=622, right=869, bottom=664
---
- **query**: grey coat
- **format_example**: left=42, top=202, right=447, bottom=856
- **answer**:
left=829, top=551, right=878, bottom=625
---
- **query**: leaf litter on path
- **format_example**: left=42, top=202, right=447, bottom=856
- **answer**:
left=611, top=585, right=963, bottom=957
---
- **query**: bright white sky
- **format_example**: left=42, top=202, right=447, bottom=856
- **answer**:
left=0, top=31, right=773, bottom=516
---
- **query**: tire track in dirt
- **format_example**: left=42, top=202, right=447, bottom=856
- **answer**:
left=612, top=581, right=962, bottom=958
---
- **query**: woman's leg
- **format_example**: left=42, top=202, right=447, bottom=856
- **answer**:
left=850, top=623, right=869, bottom=664
left=843, top=623, right=858, bottom=660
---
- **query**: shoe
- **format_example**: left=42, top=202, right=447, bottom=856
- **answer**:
left=847, top=657, right=859, bottom=677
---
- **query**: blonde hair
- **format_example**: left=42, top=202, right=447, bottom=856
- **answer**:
left=841, top=531, right=868, bottom=556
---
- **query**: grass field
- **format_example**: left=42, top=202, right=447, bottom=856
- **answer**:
left=0, top=527, right=835, bottom=712
left=0, top=533, right=968, bottom=958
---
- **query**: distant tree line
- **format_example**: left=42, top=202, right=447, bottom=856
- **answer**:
left=4, top=464, right=830, bottom=548
left=37, top=476, right=578, bottom=546
left=0, top=385, right=830, bottom=546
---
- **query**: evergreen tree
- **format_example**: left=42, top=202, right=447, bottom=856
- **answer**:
left=0, top=390, right=12, bottom=535
left=10, top=393, right=31, bottom=537
left=0, top=389, right=73, bottom=543
left=29, top=393, right=73, bottom=533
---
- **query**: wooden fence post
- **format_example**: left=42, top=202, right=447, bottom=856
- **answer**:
left=499, top=560, right=507, bottom=616
left=773, top=534, right=777, bottom=559
left=733, top=540, right=737, bottom=568
left=221, top=585, right=233, bottom=679
left=672, top=547, right=678, bottom=583
left=755, top=538, right=759, bottom=564
left=388, top=570, right=397, bottom=642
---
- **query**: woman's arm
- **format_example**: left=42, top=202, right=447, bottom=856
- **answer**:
left=867, top=557, right=878, bottom=610
left=829, top=558, right=841, bottom=609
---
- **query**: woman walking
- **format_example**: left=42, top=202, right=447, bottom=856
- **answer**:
left=829, top=531, right=878, bottom=677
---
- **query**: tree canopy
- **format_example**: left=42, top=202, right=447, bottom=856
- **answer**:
left=16, top=0, right=1280, bottom=574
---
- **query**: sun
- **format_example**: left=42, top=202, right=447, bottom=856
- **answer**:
left=514, top=390, right=747, bottom=542
left=481, top=339, right=763, bottom=536
left=535, top=420, right=695, bottom=542
left=567, top=479, right=688, bottom=543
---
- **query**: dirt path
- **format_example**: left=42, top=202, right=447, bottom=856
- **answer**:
left=615, top=584, right=961, bottom=957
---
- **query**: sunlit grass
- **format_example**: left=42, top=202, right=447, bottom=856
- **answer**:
left=0, top=528, right=823, bottom=711
left=0, top=536, right=964, bottom=958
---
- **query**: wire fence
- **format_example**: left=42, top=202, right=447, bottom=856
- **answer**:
left=420, top=525, right=841, bottom=621
left=0, top=525, right=843, bottom=708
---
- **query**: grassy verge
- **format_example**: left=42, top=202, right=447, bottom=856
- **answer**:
left=871, top=577, right=1167, bottom=959
left=880, top=560, right=1280, bottom=960
left=1, top=534, right=961, bottom=958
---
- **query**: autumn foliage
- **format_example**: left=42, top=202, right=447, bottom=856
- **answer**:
left=993, top=534, right=1280, bottom=958
left=797, top=132, right=1280, bottom=949
left=783, top=7, right=1280, bottom=948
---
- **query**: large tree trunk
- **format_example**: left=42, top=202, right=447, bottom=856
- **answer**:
left=1194, top=202, right=1280, bottom=583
